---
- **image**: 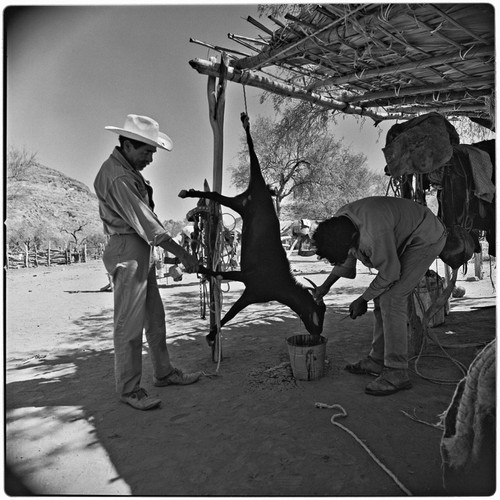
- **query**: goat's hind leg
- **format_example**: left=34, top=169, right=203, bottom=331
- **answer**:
left=178, top=189, right=243, bottom=214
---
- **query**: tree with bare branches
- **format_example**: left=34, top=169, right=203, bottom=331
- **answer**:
left=7, top=145, right=38, bottom=181
left=230, top=104, right=386, bottom=219
left=61, top=212, right=89, bottom=248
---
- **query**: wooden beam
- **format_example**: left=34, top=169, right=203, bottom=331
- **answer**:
left=190, top=57, right=398, bottom=122
left=190, top=59, right=490, bottom=122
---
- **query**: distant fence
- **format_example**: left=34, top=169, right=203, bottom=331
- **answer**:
left=6, top=244, right=104, bottom=269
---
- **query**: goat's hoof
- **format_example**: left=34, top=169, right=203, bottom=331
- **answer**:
left=178, top=189, right=188, bottom=198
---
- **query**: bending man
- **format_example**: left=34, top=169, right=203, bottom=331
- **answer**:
left=312, top=196, right=446, bottom=396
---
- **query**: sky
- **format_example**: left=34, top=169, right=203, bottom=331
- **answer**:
left=5, top=3, right=392, bottom=223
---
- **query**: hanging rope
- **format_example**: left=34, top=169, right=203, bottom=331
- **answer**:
left=408, top=268, right=474, bottom=385
left=199, top=277, right=208, bottom=319
left=315, top=403, right=412, bottom=496
left=242, top=83, right=249, bottom=116
left=199, top=212, right=224, bottom=378
left=210, top=210, right=225, bottom=373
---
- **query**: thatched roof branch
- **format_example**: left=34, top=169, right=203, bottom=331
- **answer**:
left=405, top=13, right=466, bottom=51
left=356, top=89, right=489, bottom=109
left=190, top=4, right=494, bottom=122
left=228, top=33, right=268, bottom=47
left=348, top=78, right=495, bottom=104
left=385, top=104, right=487, bottom=117
left=246, top=15, right=273, bottom=36
left=427, top=4, right=491, bottom=45
left=235, top=4, right=368, bottom=70
left=307, top=46, right=494, bottom=91
left=189, top=38, right=249, bottom=58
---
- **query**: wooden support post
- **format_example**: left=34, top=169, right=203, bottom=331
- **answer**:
left=207, top=53, right=228, bottom=361
left=208, top=53, right=228, bottom=193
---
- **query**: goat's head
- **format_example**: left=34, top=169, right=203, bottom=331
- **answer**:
left=300, top=278, right=326, bottom=335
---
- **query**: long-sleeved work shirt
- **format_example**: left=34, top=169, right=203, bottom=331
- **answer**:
left=330, top=197, right=445, bottom=301
left=94, top=147, right=172, bottom=247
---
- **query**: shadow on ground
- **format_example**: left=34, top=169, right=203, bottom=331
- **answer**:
left=6, top=280, right=496, bottom=496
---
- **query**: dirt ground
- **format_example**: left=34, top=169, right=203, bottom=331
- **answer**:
left=5, top=254, right=496, bottom=496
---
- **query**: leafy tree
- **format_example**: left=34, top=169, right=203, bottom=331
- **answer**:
left=86, top=232, right=107, bottom=248
left=257, top=4, right=305, bottom=17
left=7, top=220, right=48, bottom=253
left=230, top=103, right=386, bottom=219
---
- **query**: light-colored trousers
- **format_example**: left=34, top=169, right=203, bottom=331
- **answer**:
left=369, top=233, right=446, bottom=369
left=103, top=234, right=173, bottom=396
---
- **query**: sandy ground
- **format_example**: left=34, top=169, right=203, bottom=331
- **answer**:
left=4, top=254, right=496, bottom=496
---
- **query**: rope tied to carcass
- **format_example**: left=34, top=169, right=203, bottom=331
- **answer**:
left=315, top=402, right=412, bottom=496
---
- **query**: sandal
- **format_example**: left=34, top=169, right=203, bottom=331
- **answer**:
left=365, top=368, right=412, bottom=396
left=345, top=356, right=383, bottom=376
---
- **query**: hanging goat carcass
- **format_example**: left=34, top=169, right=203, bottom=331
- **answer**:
left=179, top=113, right=326, bottom=350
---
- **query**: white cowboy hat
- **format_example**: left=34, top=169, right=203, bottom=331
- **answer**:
left=105, top=114, right=173, bottom=151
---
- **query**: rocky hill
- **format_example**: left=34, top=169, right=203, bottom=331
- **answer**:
left=6, top=162, right=103, bottom=248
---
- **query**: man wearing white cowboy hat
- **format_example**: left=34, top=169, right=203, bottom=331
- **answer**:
left=94, top=114, right=202, bottom=411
